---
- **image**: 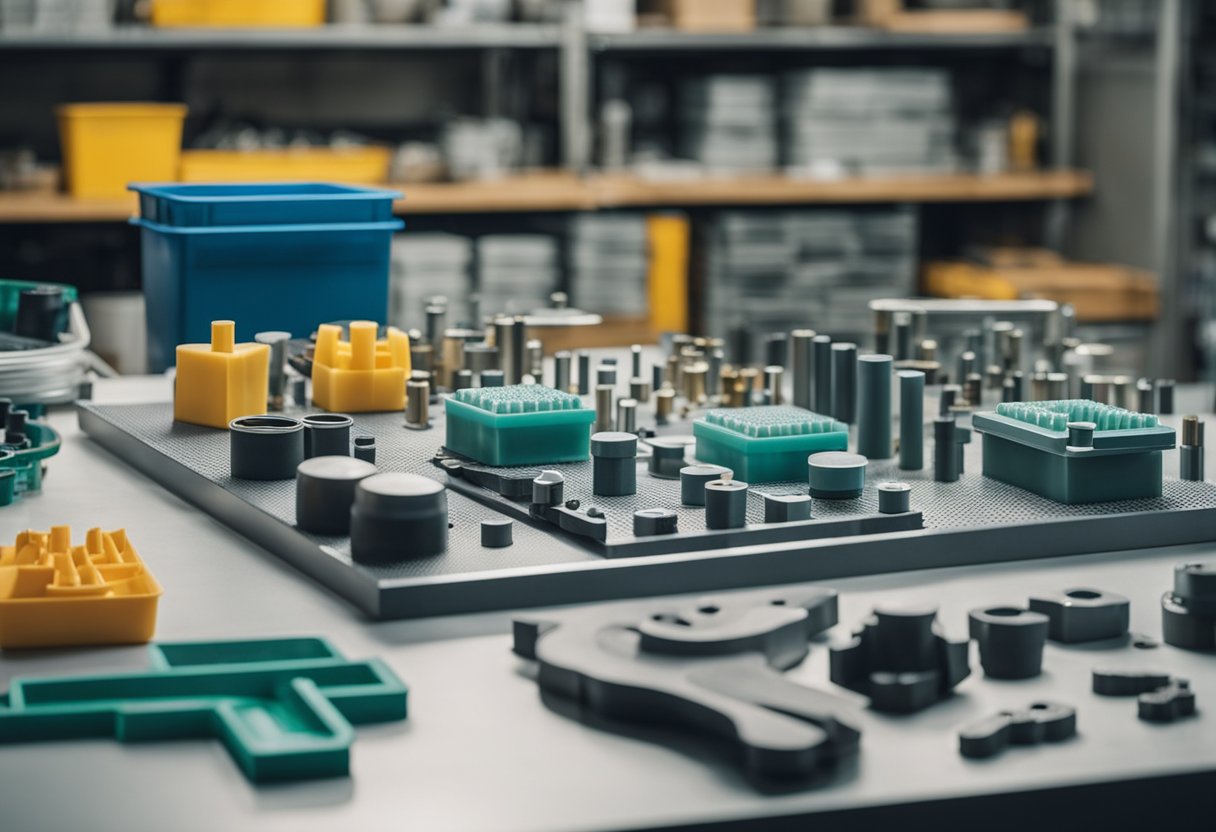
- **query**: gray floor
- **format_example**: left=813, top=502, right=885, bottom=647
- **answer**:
left=1, top=377, right=1214, bottom=831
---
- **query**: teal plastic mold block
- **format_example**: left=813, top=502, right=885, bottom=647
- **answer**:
left=0, top=637, right=408, bottom=783
left=444, top=384, right=595, bottom=466
left=972, top=400, right=1176, bottom=504
left=0, top=421, right=62, bottom=504
left=693, top=406, right=848, bottom=483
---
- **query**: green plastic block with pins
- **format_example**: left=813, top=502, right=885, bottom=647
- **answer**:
left=0, top=637, right=407, bottom=783
left=693, top=406, right=848, bottom=482
left=972, top=400, right=1176, bottom=504
left=444, top=384, right=596, bottom=466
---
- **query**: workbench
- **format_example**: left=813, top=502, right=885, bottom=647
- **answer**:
left=1, top=376, right=1212, bottom=831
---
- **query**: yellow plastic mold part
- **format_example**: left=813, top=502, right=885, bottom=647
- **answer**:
left=311, top=321, right=411, bottom=413
left=174, top=320, right=270, bottom=429
left=0, top=526, right=162, bottom=649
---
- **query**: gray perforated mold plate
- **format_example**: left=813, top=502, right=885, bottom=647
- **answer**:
left=78, top=401, right=1216, bottom=621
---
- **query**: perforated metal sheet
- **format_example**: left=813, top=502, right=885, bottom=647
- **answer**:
left=78, top=400, right=1216, bottom=620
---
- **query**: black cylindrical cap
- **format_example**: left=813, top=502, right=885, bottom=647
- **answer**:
left=15, top=286, right=68, bottom=342
left=705, top=479, right=748, bottom=530
left=295, top=455, right=377, bottom=535
left=353, top=435, right=376, bottom=464
left=481, top=518, right=514, bottom=548
left=5, top=409, right=28, bottom=444
left=680, top=464, right=729, bottom=506
left=303, top=413, right=353, bottom=459
left=1173, top=562, right=1216, bottom=616
left=968, top=607, right=1049, bottom=679
left=634, top=508, right=678, bottom=536
left=230, top=414, right=305, bottom=480
left=350, top=472, right=448, bottom=564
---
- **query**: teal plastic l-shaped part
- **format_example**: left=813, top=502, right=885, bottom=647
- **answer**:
left=0, top=637, right=407, bottom=782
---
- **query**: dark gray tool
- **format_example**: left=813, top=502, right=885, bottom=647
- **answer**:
left=295, top=455, right=377, bottom=535
left=1161, top=561, right=1216, bottom=650
left=303, top=413, right=352, bottom=459
left=934, top=416, right=958, bottom=483
left=705, top=478, right=748, bottom=530
left=968, top=606, right=1049, bottom=679
left=481, top=518, right=514, bottom=548
left=1028, top=588, right=1130, bottom=643
left=812, top=335, right=832, bottom=414
left=877, top=481, right=911, bottom=515
left=830, top=343, right=857, bottom=424
left=229, top=415, right=304, bottom=480
left=512, top=587, right=860, bottom=786
left=646, top=438, right=688, bottom=479
left=680, top=464, right=729, bottom=506
left=633, top=508, right=678, bottom=536
left=856, top=354, right=893, bottom=460
left=1180, top=416, right=1205, bottom=482
left=1092, top=669, right=1197, bottom=723
left=829, top=605, right=970, bottom=714
left=591, top=431, right=637, bottom=497
left=898, top=370, right=924, bottom=470
left=763, top=493, right=812, bottom=523
left=353, top=435, right=376, bottom=464
left=958, top=703, right=1077, bottom=760
left=350, top=472, right=448, bottom=564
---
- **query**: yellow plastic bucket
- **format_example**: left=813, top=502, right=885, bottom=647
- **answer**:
left=57, top=103, right=187, bottom=199
left=151, top=0, right=326, bottom=27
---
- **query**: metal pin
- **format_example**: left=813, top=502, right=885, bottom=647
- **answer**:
left=577, top=351, right=591, bottom=395
left=957, top=350, right=976, bottom=386
left=554, top=351, right=572, bottom=392
left=526, top=339, right=544, bottom=379
left=617, top=398, right=638, bottom=434
left=255, top=331, right=291, bottom=410
left=630, top=377, right=651, bottom=404
left=790, top=329, right=814, bottom=410
left=494, top=317, right=516, bottom=386
left=764, top=365, right=784, bottom=405
left=893, top=313, right=913, bottom=361
left=813, top=335, right=832, bottom=414
left=511, top=315, right=528, bottom=385
left=410, top=343, right=434, bottom=375
left=684, top=361, right=708, bottom=405
left=595, top=384, right=615, bottom=433
left=597, top=364, right=618, bottom=387
left=630, top=344, right=642, bottom=379
left=830, top=342, right=857, bottom=424
left=1181, top=415, right=1205, bottom=481
left=899, top=370, right=924, bottom=471
left=934, top=416, right=958, bottom=482
left=939, top=384, right=959, bottom=416
left=654, top=387, right=674, bottom=425
left=707, top=347, right=724, bottom=399
left=406, top=378, right=430, bottom=428
left=1158, top=379, right=1175, bottom=415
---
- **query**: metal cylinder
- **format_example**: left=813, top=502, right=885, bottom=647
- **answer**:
left=893, top=313, right=913, bottom=361
left=479, top=369, right=504, bottom=388
left=705, top=477, right=748, bottom=530
left=410, top=343, right=434, bottom=375
left=877, top=481, right=912, bottom=514
left=684, top=362, right=708, bottom=405
left=425, top=305, right=446, bottom=363
left=934, top=416, right=958, bottom=483
left=229, top=415, right=304, bottom=480
left=647, top=438, right=687, bottom=478
left=532, top=470, right=565, bottom=506
left=857, top=354, right=893, bottom=460
left=764, top=332, right=787, bottom=368
left=1181, top=416, right=1206, bottom=482
left=577, top=351, right=592, bottom=395
left=464, top=342, right=499, bottom=378
left=302, top=413, right=352, bottom=459
left=1083, top=374, right=1111, bottom=404
left=630, top=344, right=643, bottom=379
left=790, top=329, right=814, bottom=410
left=873, top=307, right=893, bottom=356
left=830, top=342, right=857, bottom=424
left=295, top=455, right=378, bottom=535
left=453, top=369, right=473, bottom=391
left=707, top=347, right=724, bottom=399
left=350, top=473, right=448, bottom=564
left=654, top=387, right=674, bottom=425
left=1137, top=379, right=1155, bottom=414
left=807, top=451, right=867, bottom=499
left=353, top=435, right=376, bottom=464
left=1046, top=372, right=1068, bottom=400
left=965, top=372, right=983, bottom=408
left=255, top=331, right=291, bottom=409
left=591, top=431, right=638, bottom=497
left=764, top=365, right=784, bottom=406
left=1008, top=371, right=1025, bottom=402
left=899, top=370, right=924, bottom=471
left=526, top=339, right=544, bottom=379
left=442, top=330, right=471, bottom=390
left=1112, top=375, right=1133, bottom=409
left=680, top=464, right=729, bottom=506
left=406, top=379, right=430, bottom=427
left=595, top=384, right=615, bottom=433
left=957, top=350, right=977, bottom=386
left=652, top=363, right=665, bottom=394
left=597, top=365, right=618, bottom=387
left=510, top=315, right=528, bottom=385
left=813, top=335, right=832, bottom=414
left=763, top=493, right=812, bottom=523
left=629, top=378, right=651, bottom=404
left=1158, top=379, right=1175, bottom=415
left=918, top=339, right=937, bottom=362
left=290, top=376, right=308, bottom=408
left=553, top=351, right=572, bottom=392
left=1067, top=421, right=1095, bottom=449
left=634, top=508, right=678, bottom=537
left=481, top=518, right=514, bottom=548
left=939, top=384, right=959, bottom=416
left=494, top=317, right=517, bottom=387
left=617, top=398, right=638, bottom=434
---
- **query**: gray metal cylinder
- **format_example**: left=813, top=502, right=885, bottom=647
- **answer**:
left=1181, top=416, right=1205, bottom=481
left=893, top=313, right=913, bottom=361
left=510, top=315, right=528, bottom=385
left=630, top=344, right=643, bottom=379
left=1158, top=379, right=1175, bottom=414
left=532, top=470, right=565, bottom=506
left=705, top=478, right=748, bottom=530
left=481, top=518, right=513, bottom=548
left=790, top=329, right=814, bottom=410
left=597, top=365, right=618, bottom=386
left=595, top=384, right=615, bottom=433
left=617, top=398, right=638, bottom=434
left=295, top=455, right=378, bottom=535
left=406, top=379, right=430, bottom=427
left=629, top=378, right=651, bottom=404
left=763, top=493, right=812, bottom=523
left=494, top=317, right=516, bottom=386
left=577, top=351, right=591, bottom=395
left=857, top=354, right=893, bottom=460
left=479, top=369, right=504, bottom=388
left=554, top=351, right=572, bottom=393
left=654, top=388, right=675, bottom=426
left=764, top=365, right=784, bottom=406
left=831, top=342, right=857, bottom=424
left=591, top=431, right=637, bottom=496
left=302, top=413, right=352, bottom=458
left=812, top=335, right=833, bottom=414
left=230, top=415, right=304, bottom=480
left=877, top=481, right=912, bottom=514
left=634, top=508, right=678, bottom=536
left=353, top=435, right=376, bottom=464
left=350, top=472, right=448, bottom=564
left=464, top=342, right=499, bottom=378
left=1067, top=421, right=1095, bottom=449
left=934, top=416, right=958, bottom=483
left=255, top=331, right=291, bottom=408
left=681, top=464, right=729, bottom=506
left=899, top=369, right=924, bottom=471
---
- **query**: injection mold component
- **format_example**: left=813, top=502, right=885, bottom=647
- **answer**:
left=1028, top=588, right=1130, bottom=643
left=972, top=400, right=1175, bottom=504
left=0, top=415, right=61, bottom=502
left=303, top=413, right=353, bottom=458
left=0, top=526, right=161, bottom=649
left=512, top=587, right=860, bottom=786
left=174, top=320, right=270, bottom=429
left=0, top=637, right=407, bottom=782
left=480, top=518, right=514, bottom=548
left=958, top=702, right=1077, bottom=759
left=762, top=493, right=812, bottom=523
left=444, top=384, right=595, bottom=466
left=1092, top=668, right=1197, bottom=723
left=968, top=606, right=1049, bottom=679
left=829, top=605, right=970, bottom=713
left=310, top=321, right=411, bottom=414
left=808, top=451, right=867, bottom=500
left=229, top=414, right=303, bottom=480
left=693, top=406, right=847, bottom=483
left=1161, top=561, right=1216, bottom=651
left=350, top=472, right=448, bottom=564
left=295, top=456, right=378, bottom=536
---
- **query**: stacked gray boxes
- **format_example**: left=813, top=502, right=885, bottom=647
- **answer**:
left=568, top=213, right=649, bottom=317
left=782, top=68, right=957, bottom=174
left=705, top=207, right=918, bottom=351
left=680, top=75, right=777, bottom=173
left=389, top=233, right=473, bottom=330
left=477, top=235, right=559, bottom=317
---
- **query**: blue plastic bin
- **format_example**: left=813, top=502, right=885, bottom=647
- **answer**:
left=130, top=182, right=399, bottom=228
left=135, top=217, right=403, bottom=371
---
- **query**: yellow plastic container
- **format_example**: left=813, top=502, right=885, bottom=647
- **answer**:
left=0, top=526, right=162, bottom=649
left=179, top=147, right=392, bottom=185
left=175, top=320, right=270, bottom=429
left=312, top=321, right=412, bottom=413
left=57, top=103, right=187, bottom=199
left=151, top=0, right=326, bottom=27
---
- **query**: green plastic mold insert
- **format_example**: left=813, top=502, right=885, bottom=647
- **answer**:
left=693, top=406, right=848, bottom=483
left=444, top=384, right=595, bottom=466
left=0, top=421, right=62, bottom=505
left=972, top=400, right=1176, bottom=504
left=0, top=636, right=408, bottom=782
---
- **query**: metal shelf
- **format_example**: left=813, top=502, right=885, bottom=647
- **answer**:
left=0, top=23, right=562, bottom=50
left=589, top=26, right=1054, bottom=53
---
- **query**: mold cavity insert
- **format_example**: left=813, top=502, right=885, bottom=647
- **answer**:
left=693, top=405, right=848, bottom=483
left=972, top=400, right=1176, bottom=504
left=444, top=384, right=595, bottom=466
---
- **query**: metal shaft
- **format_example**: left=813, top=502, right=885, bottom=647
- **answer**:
left=554, top=351, right=572, bottom=392
left=813, top=335, right=832, bottom=414
left=857, top=354, right=893, bottom=460
left=899, top=370, right=924, bottom=470
left=494, top=317, right=516, bottom=388
left=830, top=342, right=857, bottom=424
left=790, top=329, right=814, bottom=410
left=595, top=384, right=615, bottom=433
left=577, top=351, right=591, bottom=395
